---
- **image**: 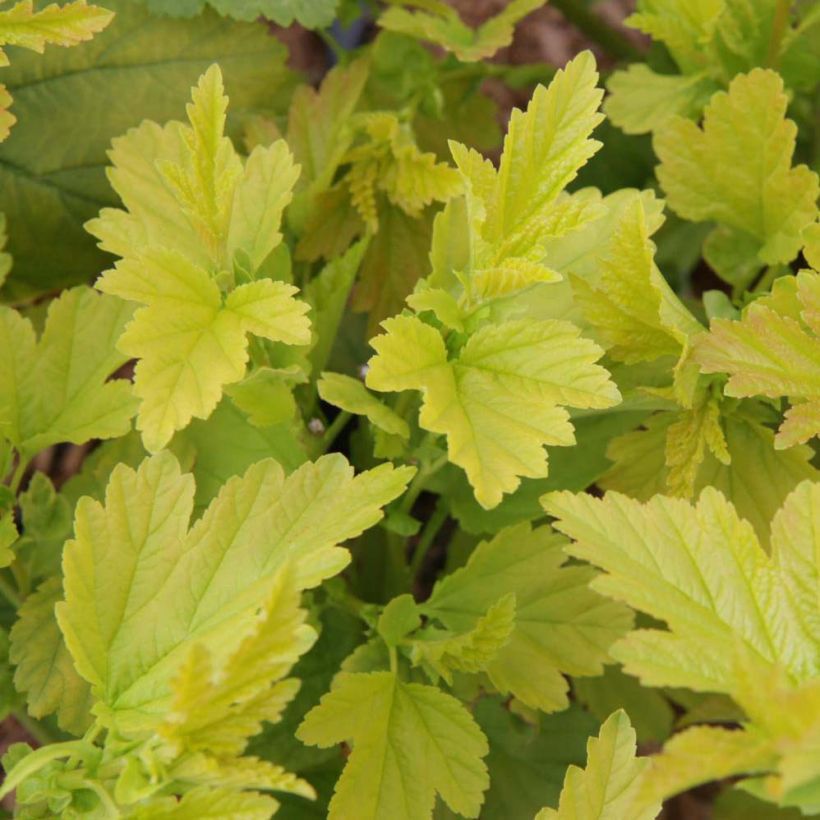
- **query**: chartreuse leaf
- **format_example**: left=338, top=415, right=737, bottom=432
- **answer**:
left=601, top=407, right=818, bottom=546
left=544, top=482, right=820, bottom=813
left=570, top=195, right=702, bottom=366
left=440, top=51, right=605, bottom=307
left=0, top=0, right=112, bottom=140
left=655, top=69, right=819, bottom=287
left=131, top=785, right=279, bottom=818
left=0, top=287, right=136, bottom=458
left=88, top=63, right=299, bottom=276
left=694, top=269, right=820, bottom=448
left=409, top=593, right=516, bottom=685
left=297, top=670, right=489, bottom=819
left=318, top=372, right=409, bottom=439
left=98, top=248, right=309, bottom=452
left=0, top=452, right=411, bottom=813
left=544, top=485, right=820, bottom=695
left=9, top=578, right=92, bottom=736
left=536, top=710, right=660, bottom=820
left=379, top=0, right=543, bottom=61
left=422, top=523, right=632, bottom=711
left=606, top=0, right=820, bottom=135
left=0, top=0, right=297, bottom=300
left=57, top=451, right=412, bottom=726
left=91, top=65, right=310, bottom=450
left=140, top=0, right=339, bottom=27
left=367, top=315, right=619, bottom=509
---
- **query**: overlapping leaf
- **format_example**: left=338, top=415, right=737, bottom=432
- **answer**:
left=140, top=0, right=339, bottom=27
left=379, top=0, right=543, bottom=62
left=422, top=523, right=632, bottom=711
left=536, top=710, right=659, bottom=820
left=367, top=314, right=619, bottom=508
left=56, top=451, right=411, bottom=727
left=544, top=481, right=820, bottom=812
left=297, top=670, right=489, bottom=819
left=90, top=65, right=310, bottom=450
left=654, top=69, right=819, bottom=286
left=0, top=287, right=136, bottom=458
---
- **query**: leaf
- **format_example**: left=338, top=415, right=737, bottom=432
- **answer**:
left=379, top=0, right=543, bottom=62
left=572, top=666, right=674, bottom=746
left=655, top=69, right=819, bottom=285
left=570, top=195, right=701, bottom=365
left=0, top=287, right=136, bottom=457
left=297, top=670, right=489, bottom=819
left=97, top=249, right=309, bottom=452
left=9, top=578, right=92, bottom=736
left=536, top=710, right=660, bottom=820
left=140, top=0, right=339, bottom=27
left=475, top=699, right=599, bottom=820
left=0, top=0, right=295, bottom=300
left=604, top=65, right=719, bottom=135
left=543, top=482, right=820, bottom=696
left=694, top=269, right=820, bottom=447
left=0, top=214, right=10, bottom=288
left=601, top=408, right=818, bottom=545
left=132, top=785, right=278, bottom=819
left=447, top=51, right=605, bottom=305
left=0, top=0, right=113, bottom=141
left=318, top=373, right=409, bottom=439
left=158, top=565, right=316, bottom=767
left=88, top=64, right=299, bottom=276
left=56, top=451, right=413, bottom=727
left=423, top=523, right=632, bottom=712
left=367, top=314, right=620, bottom=509
left=410, top=593, right=516, bottom=685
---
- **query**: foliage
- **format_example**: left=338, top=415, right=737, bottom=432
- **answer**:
left=0, top=0, right=818, bottom=818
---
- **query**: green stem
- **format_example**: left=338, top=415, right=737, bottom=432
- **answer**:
left=12, top=710, right=60, bottom=747
left=409, top=497, right=448, bottom=579
left=8, top=456, right=28, bottom=495
left=399, top=452, right=448, bottom=516
left=0, top=739, right=87, bottom=799
left=320, top=411, right=352, bottom=452
left=0, top=573, right=21, bottom=608
left=765, top=0, right=791, bottom=68
left=550, top=0, right=642, bottom=61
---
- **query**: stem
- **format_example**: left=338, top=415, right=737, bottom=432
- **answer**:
left=12, top=710, right=59, bottom=746
left=409, top=497, right=448, bottom=579
left=765, top=0, right=791, bottom=68
left=0, top=739, right=87, bottom=799
left=550, top=0, right=642, bottom=61
left=0, top=573, right=21, bottom=608
left=399, top=452, right=448, bottom=516
left=8, top=456, right=28, bottom=495
left=320, top=411, right=352, bottom=452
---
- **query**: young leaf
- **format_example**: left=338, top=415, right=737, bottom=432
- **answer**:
left=297, top=670, right=490, bottom=819
left=410, top=593, right=516, bottom=685
left=446, top=51, right=605, bottom=304
left=98, top=248, right=309, bottom=451
left=536, top=710, right=660, bottom=820
left=56, top=451, right=413, bottom=726
left=367, top=315, right=620, bottom=509
left=318, top=372, right=409, bottom=439
left=379, top=0, right=543, bottom=62
left=601, top=409, right=818, bottom=545
left=655, top=69, right=819, bottom=286
left=0, top=287, right=136, bottom=458
left=422, top=523, right=632, bottom=711
left=694, top=269, right=820, bottom=448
